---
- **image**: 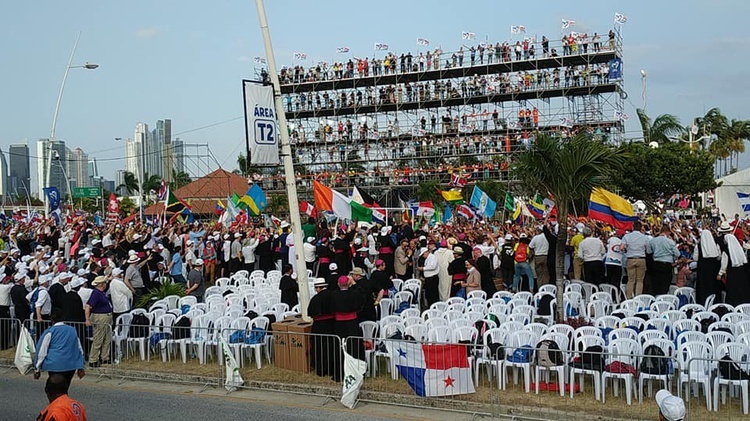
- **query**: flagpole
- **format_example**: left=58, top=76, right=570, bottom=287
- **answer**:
left=255, top=0, right=311, bottom=321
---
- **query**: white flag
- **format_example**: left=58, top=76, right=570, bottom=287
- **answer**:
left=340, top=346, right=366, bottom=409
left=293, top=52, right=307, bottom=60
left=614, top=13, right=628, bottom=25
left=374, top=43, right=389, bottom=51
left=417, top=37, right=430, bottom=46
left=336, top=46, right=350, bottom=54
left=253, top=56, right=266, bottom=64
left=561, top=19, right=576, bottom=29
left=614, top=110, right=629, bottom=121
left=219, top=335, right=244, bottom=392
left=510, top=25, right=526, bottom=35
left=461, top=31, right=476, bottom=40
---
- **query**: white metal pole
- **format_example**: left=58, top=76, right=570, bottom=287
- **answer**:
left=255, top=0, right=311, bottom=321
left=46, top=32, right=82, bottom=217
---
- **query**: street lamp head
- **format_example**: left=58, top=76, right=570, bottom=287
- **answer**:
left=83, top=63, right=99, bottom=70
left=640, top=69, right=647, bottom=78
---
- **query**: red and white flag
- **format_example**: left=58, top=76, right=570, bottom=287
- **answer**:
left=449, top=173, right=470, bottom=188
left=299, top=200, right=317, bottom=217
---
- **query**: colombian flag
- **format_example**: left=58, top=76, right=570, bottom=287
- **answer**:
left=528, top=195, right=545, bottom=219
left=588, top=188, right=638, bottom=230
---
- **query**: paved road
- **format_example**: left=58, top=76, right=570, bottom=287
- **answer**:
left=1, top=371, right=406, bottom=421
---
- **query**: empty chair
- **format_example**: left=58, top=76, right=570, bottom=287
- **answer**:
left=524, top=323, right=549, bottom=339
left=447, top=302, right=466, bottom=313
left=399, top=307, right=420, bottom=319
left=638, top=330, right=669, bottom=346
left=654, top=294, right=680, bottom=309
left=590, top=291, right=612, bottom=304
left=620, top=317, right=645, bottom=333
left=574, top=326, right=603, bottom=340
left=430, top=301, right=449, bottom=313
left=602, top=338, right=641, bottom=405
left=178, top=295, right=198, bottom=309
left=709, top=321, right=734, bottom=334
left=599, top=284, right=622, bottom=304
left=379, top=315, right=402, bottom=328
left=722, top=312, right=749, bottom=326
left=450, top=319, right=473, bottom=330
left=512, top=304, right=536, bottom=321
left=467, top=290, right=487, bottom=300
left=446, top=296, right=466, bottom=306
left=677, top=341, right=713, bottom=411
left=644, top=318, right=673, bottom=339
left=508, top=313, right=530, bottom=326
left=713, top=342, right=750, bottom=414
left=707, top=331, right=734, bottom=351
left=403, top=316, right=424, bottom=327
left=650, top=301, right=675, bottom=314
left=595, top=316, right=621, bottom=330
left=464, top=311, right=484, bottom=323
left=428, top=326, right=451, bottom=343
left=608, top=328, right=638, bottom=344
left=514, top=291, right=533, bottom=306
left=487, top=304, right=510, bottom=318
left=499, top=321, right=525, bottom=336
left=391, top=278, right=403, bottom=292
left=736, top=304, right=750, bottom=317
left=676, top=331, right=708, bottom=348
left=466, top=297, right=487, bottom=312
left=681, top=303, right=706, bottom=316
left=378, top=298, right=394, bottom=318
left=663, top=310, right=686, bottom=324
left=674, top=287, right=696, bottom=305
left=404, top=324, right=428, bottom=342
left=421, top=309, right=443, bottom=321
left=443, top=310, right=465, bottom=323
left=425, top=317, right=449, bottom=331
left=587, top=300, right=611, bottom=320
left=492, top=291, right=514, bottom=302
left=673, top=319, right=701, bottom=336
left=579, top=282, right=599, bottom=303
left=618, top=299, right=640, bottom=314
left=735, top=320, right=750, bottom=337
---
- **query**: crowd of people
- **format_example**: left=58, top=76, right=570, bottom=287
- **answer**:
left=277, top=30, right=618, bottom=85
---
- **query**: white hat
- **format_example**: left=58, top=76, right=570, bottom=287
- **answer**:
left=223, top=234, right=230, bottom=239
left=655, top=390, right=685, bottom=421
left=186, top=239, right=194, bottom=246
left=504, top=234, right=512, bottom=241
left=357, top=247, right=369, bottom=252
left=127, top=254, right=140, bottom=264
left=153, top=228, right=161, bottom=235
left=576, top=222, right=585, bottom=233
left=92, top=239, right=101, bottom=245
left=519, top=233, right=527, bottom=239
left=13, top=271, right=26, bottom=281
left=313, top=278, right=327, bottom=288
left=112, top=268, right=124, bottom=277
left=128, top=250, right=137, bottom=256
left=354, top=237, right=362, bottom=245
left=234, top=232, right=242, bottom=238
left=329, top=262, right=338, bottom=271
left=59, top=271, right=74, bottom=280
left=70, top=277, right=86, bottom=289
left=39, top=275, right=51, bottom=285
left=91, top=276, right=107, bottom=287
left=307, top=236, right=316, bottom=243
left=133, top=233, right=142, bottom=240
left=280, top=221, right=290, bottom=228
left=194, top=258, right=204, bottom=266
left=718, top=221, right=733, bottom=232
left=419, top=247, right=429, bottom=255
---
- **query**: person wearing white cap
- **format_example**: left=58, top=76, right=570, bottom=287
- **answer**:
left=28, top=275, right=53, bottom=333
left=124, top=254, right=146, bottom=299
left=241, top=232, right=259, bottom=273
left=108, top=268, right=132, bottom=322
left=185, top=259, right=205, bottom=302
left=229, top=232, right=243, bottom=274
left=184, top=239, right=197, bottom=270
left=655, top=389, right=685, bottom=421
left=307, top=277, right=335, bottom=377
left=303, top=236, right=317, bottom=273
left=10, top=272, right=31, bottom=324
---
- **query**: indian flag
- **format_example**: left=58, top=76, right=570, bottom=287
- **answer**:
left=313, top=181, right=372, bottom=222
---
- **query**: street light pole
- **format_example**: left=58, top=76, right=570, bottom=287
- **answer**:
left=45, top=31, right=98, bottom=217
left=254, top=0, right=311, bottom=321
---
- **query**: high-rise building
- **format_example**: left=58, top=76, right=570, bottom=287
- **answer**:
left=0, top=150, right=8, bottom=199
left=8, top=144, right=30, bottom=198
left=152, top=119, right=172, bottom=179
left=88, top=158, right=98, bottom=186
left=124, top=137, right=140, bottom=178
left=69, top=148, right=90, bottom=188
left=170, top=138, right=185, bottom=175
left=115, top=169, right=127, bottom=195
left=36, top=139, right=69, bottom=197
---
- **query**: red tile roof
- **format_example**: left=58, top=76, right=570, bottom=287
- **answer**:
left=145, top=168, right=249, bottom=216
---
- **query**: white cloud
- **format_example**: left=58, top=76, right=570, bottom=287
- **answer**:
left=135, top=27, right=161, bottom=39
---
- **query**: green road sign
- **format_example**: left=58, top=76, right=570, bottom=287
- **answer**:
left=72, top=187, right=101, bottom=198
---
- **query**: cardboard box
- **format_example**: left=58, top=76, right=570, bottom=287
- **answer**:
left=271, top=319, right=295, bottom=370
left=287, top=320, right=313, bottom=372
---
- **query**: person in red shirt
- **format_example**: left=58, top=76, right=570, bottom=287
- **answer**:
left=37, top=372, right=87, bottom=421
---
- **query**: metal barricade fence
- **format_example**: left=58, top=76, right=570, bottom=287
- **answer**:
left=0, top=317, right=21, bottom=369
left=686, top=355, right=750, bottom=420
left=218, top=325, right=343, bottom=401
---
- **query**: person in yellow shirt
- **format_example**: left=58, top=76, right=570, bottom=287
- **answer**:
left=569, top=224, right=585, bottom=280
left=37, top=372, right=87, bottom=421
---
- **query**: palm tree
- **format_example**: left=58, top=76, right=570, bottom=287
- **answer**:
left=724, top=119, right=750, bottom=173
left=636, top=108, right=685, bottom=144
left=117, top=171, right=139, bottom=195
left=169, top=170, right=192, bottom=190
left=513, top=133, right=626, bottom=321
left=141, top=173, right=162, bottom=195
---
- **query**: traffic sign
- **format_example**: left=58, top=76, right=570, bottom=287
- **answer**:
left=72, top=187, right=101, bottom=198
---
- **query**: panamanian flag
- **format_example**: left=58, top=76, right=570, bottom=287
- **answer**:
left=393, top=342, right=475, bottom=397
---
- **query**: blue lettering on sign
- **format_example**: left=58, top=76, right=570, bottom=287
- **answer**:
left=254, top=119, right=276, bottom=145
left=254, top=105, right=274, bottom=118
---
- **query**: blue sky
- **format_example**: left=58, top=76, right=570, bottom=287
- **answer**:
left=2, top=0, right=749, bottom=191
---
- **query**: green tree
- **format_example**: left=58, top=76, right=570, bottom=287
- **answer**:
left=416, top=181, right=443, bottom=205
left=117, top=171, right=139, bottom=195
left=266, top=193, right=289, bottom=216
left=141, top=173, right=162, bottom=195
left=513, top=133, right=626, bottom=321
left=612, top=142, right=718, bottom=211
left=636, top=108, right=685, bottom=145
left=170, top=171, right=192, bottom=190
left=119, top=196, right=136, bottom=216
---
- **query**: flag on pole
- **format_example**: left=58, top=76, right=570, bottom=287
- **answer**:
left=374, top=43, right=389, bottom=51
left=614, top=110, right=629, bottom=121
left=393, top=342, right=476, bottom=397
left=336, top=47, right=350, bottom=54
left=439, top=189, right=464, bottom=204
left=511, top=201, right=522, bottom=222
left=443, top=205, right=453, bottom=224
left=416, top=201, right=435, bottom=217
left=299, top=200, right=317, bottom=217
left=341, top=345, right=366, bottom=409
left=561, top=19, right=575, bottom=29
left=504, top=192, right=515, bottom=212
left=253, top=56, right=267, bottom=64
left=107, top=193, right=120, bottom=222
left=529, top=195, right=546, bottom=219
left=510, top=25, right=526, bottom=35
left=461, top=31, right=476, bottom=40
left=219, top=335, right=244, bottom=391
left=417, top=37, right=430, bottom=46
left=239, top=184, right=268, bottom=216
left=351, top=186, right=385, bottom=223
left=215, top=200, right=225, bottom=216
left=313, top=180, right=372, bottom=222
left=449, top=173, right=470, bottom=188
left=614, top=13, right=628, bottom=25
left=588, top=188, right=638, bottom=230
left=164, top=187, right=190, bottom=214
left=469, top=186, right=497, bottom=218
left=293, top=52, right=308, bottom=60
left=456, top=204, right=475, bottom=220
left=737, top=192, right=750, bottom=215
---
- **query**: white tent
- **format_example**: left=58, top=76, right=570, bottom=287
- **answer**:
left=715, top=168, right=750, bottom=219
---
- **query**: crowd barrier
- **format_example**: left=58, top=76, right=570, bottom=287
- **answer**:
left=7, top=317, right=750, bottom=419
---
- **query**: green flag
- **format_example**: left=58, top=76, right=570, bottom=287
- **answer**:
left=504, top=192, right=515, bottom=212
left=350, top=201, right=373, bottom=222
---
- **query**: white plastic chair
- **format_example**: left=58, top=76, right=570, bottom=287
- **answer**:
left=707, top=331, right=735, bottom=351
left=474, top=328, right=508, bottom=389
left=674, top=286, right=696, bottom=304
left=638, top=338, right=675, bottom=403
left=608, top=328, right=638, bottom=344
left=570, top=335, right=606, bottom=401
left=421, top=309, right=443, bottom=321
left=399, top=307, right=420, bottom=319
left=638, top=330, right=669, bottom=346
left=723, top=312, right=749, bottom=326
left=549, top=324, right=575, bottom=347
left=428, top=326, right=451, bottom=343
left=242, top=316, right=270, bottom=369
left=538, top=284, right=556, bottom=295
left=713, top=342, right=750, bottom=414
left=524, top=323, right=548, bottom=339
left=735, top=320, right=750, bottom=337
left=403, top=316, right=424, bottom=327
left=425, top=318, right=449, bottom=331
left=602, top=338, right=641, bottom=405
left=677, top=341, right=713, bottom=411
left=430, top=301, right=449, bottom=313
left=595, top=316, right=621, bottom=330
left=736, top=304, right=750, bottom=318
left=505, top=330, right=539, bottom=393
left=590, top=291, right=612, bottom=304
left=599, top=284, right=622, bottom=304
left=620, top=317, right=645, bottom=332
left=587, top=300, right=611, bottom=320
left=663, top=310, right=686, bottom=324
left=378, top=298, right=394, bottom=318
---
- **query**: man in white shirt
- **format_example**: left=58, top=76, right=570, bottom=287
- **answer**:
left=302, top=236, right=317, bottom=273
left=242, top=234, right=259, bottom=272
left=419, top=247, right=440, bottom=307
left=0, top=271, right=12, bottom=349
left=577, top=227, right=606, bottom=285
left=28, top=275, right=52, bottom=332
left=107, top=268, right=132, bottom=322
left=529, top=227, right=550, bottom=286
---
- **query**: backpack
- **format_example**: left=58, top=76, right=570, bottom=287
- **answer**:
left=713, top=305, right=731, bottom=320
left=640, top=344, right=668, bottom=375
left=180, top=304, right=191, bottom=315
left=487, top=341, right=505, bottom=360
left=244, top=310, right=259, bottom=320
left=149, top=332, right=171, bottom=349
left=129, top=314, right=151, bottom=338
left=171, top=316, right=191, bottom=340
left=474, top=320, right=491, bottom=345
left=394, top=301, right=411, bottom=314
left=719, top=355, right=750, bottom=380
left=535, top=339, right=563, bottom=367
left=245, top=327, right=266, bottom=345
left=229, top=330, right=246, bottom=344
left=507, top=345, right=533, bottom=363
left=572, top=345, right=605, bottom=371
left=537, top=295, right=554, bottom=316
left=514, top=243, right=528, bottom=263
left=29, top=288, right=41, bottom=315
left=599, top=328, right=613, bottom=345
left=676, top=294, right=688, bottom=309
left=699, top=318, right=715, bottom=334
